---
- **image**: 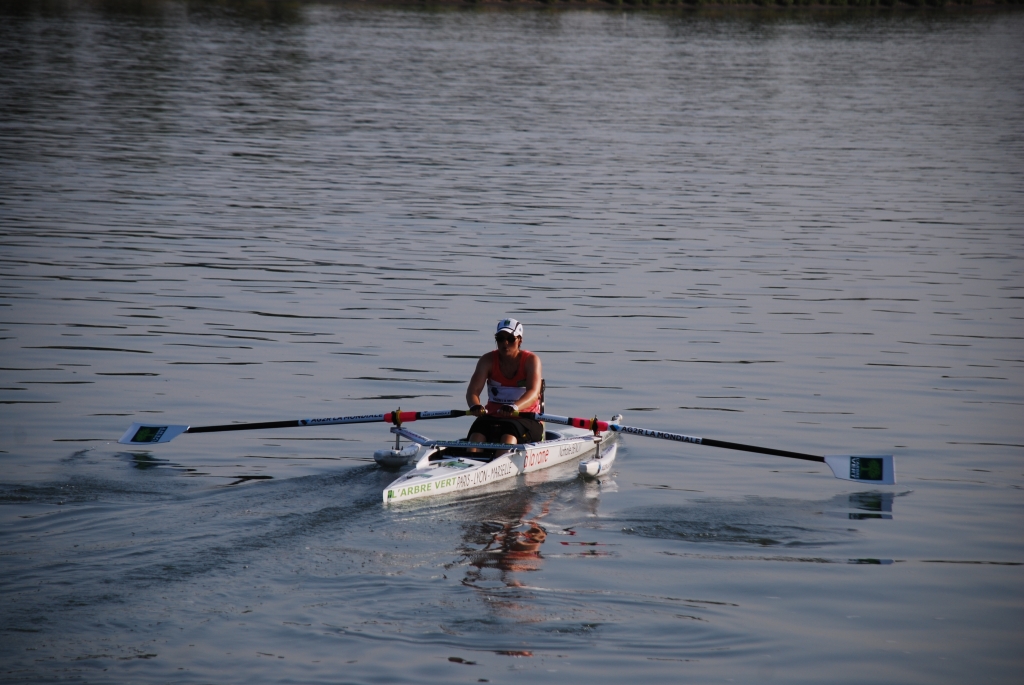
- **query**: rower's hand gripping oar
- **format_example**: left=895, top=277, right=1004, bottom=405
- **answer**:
left=117, top=409, right=473, bottom=445
left=517, top=412, right=896, bottom=485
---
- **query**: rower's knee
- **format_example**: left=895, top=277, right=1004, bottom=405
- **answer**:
left=469, top=432, right=486, bottom=443
left=501, top=435, right=518, bottom=445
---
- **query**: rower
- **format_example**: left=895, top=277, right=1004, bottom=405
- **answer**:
left=466, top=318, right=544, bottom=449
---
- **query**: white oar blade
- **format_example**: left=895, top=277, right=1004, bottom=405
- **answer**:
left=824, top=455, right=896, bottom=485
left=118, top=423, right=189, bottom=445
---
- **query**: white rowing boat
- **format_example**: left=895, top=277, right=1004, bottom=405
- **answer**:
left=378, top=416, right=622, bottom=504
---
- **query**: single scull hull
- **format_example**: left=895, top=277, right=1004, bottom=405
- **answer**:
left=383, top=425, right=616, bottom=504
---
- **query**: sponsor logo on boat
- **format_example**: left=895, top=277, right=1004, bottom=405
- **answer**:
left=558, top=442, right=583, bottom=458
left=391, top=475, right=459, bottom=499
left=398, top=482, right=433, bottom=497
left=388, top=459, right=517, bottom=500
left=489, top=460, right=515, bottom=479
left=524, top=448, right=550, bottom=468
left=453, top=460, right=516, bottom=490
left=456, top=470, right=487, bottom=489
left=433, top=476, right=458, bottom=491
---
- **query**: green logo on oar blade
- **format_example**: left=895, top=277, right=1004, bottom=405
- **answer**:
left=131, top=426, right=165, bottom=443
left=851, top=457, right=883, bottom=481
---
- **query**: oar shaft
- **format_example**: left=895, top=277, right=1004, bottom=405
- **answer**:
left=184, top=409, right=470, bottom=435
left=699, top=437, right=825, bottom=464
left=524, top=412, right=609, bottom=431
left=520, top=412, right=825, bottom=464
left=187, top=419, right=304, bottom=434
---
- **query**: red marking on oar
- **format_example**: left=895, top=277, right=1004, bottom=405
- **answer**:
left=384, top=410, right=420, bottom=425
left=568, top=417, right=609, bottom=431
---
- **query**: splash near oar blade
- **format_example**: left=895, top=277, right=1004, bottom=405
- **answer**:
left=116, top=409, right=472, bottom=445
left=519, top=411, right=897, bottom=485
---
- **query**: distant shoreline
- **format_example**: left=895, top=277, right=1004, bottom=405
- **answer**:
left=6, top=0, right=1019, bottom=14
left=4, top=0, right=1021, bottom=18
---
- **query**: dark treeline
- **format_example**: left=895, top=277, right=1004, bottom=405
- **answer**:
left=351, top=0, right=1020, bottom=7
left=336, top=0, right=1019, bottom=7
left=449, top=0, right=1020, bottom=5
left=2, top=0, right=1022, bottom=14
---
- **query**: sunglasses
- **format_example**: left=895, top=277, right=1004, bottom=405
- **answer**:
left=495, top=333, right=517, bottom=344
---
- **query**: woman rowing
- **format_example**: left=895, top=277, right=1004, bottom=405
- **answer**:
left=466, top=318, right=544, bottom=448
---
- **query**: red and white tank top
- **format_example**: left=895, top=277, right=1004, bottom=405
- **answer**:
left=485, top=350, right=540, bottom=413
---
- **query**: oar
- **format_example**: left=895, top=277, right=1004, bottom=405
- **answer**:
left=519, top=411, right=896, bottom=485
left=117, top=408, right=472, bottom=445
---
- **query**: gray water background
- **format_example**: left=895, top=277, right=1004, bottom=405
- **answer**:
left=1, top=2, right=1022, bottom=683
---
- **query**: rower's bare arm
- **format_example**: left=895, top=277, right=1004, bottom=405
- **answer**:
left=517, top=354, right=543, bottom=410
left=466, top=353, right=492, bottom=410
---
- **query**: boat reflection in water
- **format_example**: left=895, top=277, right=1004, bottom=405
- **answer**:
left=458, top=457, right=618, bottom=596
left=464, top=498, right=554, bottom=586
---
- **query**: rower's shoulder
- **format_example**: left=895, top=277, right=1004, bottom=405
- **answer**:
left=469, top=351, right=495, bottom=383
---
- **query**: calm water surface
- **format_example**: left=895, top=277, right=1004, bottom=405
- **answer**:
left=1, top=2, right=1022, bottom=683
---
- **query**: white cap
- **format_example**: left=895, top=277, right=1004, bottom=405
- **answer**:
left=496, top=318, right=523, bottom=338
